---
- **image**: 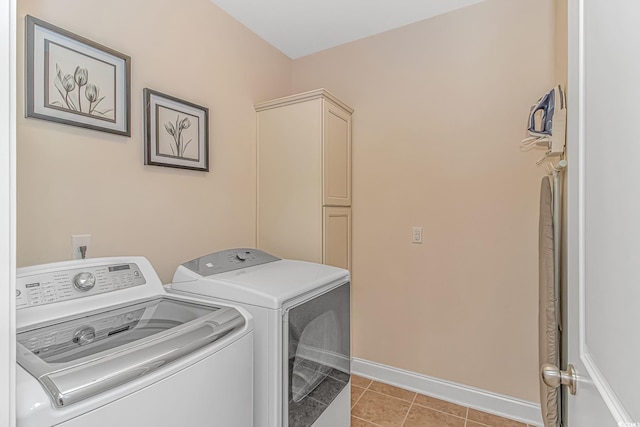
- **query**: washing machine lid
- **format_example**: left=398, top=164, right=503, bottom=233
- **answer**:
left=17, top=295, right=245, bottom=407
left=171, top=250, right=350, bottom=309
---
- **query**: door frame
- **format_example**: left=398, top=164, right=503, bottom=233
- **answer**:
left=1, top=0, right=17, bottom=425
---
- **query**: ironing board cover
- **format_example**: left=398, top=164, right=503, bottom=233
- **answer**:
left=539, top=176, right=559, bottom=427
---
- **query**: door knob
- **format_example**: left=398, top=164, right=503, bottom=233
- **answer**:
left=541, top=363, right=577, bottom=395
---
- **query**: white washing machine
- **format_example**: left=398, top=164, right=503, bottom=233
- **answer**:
left=16, top=256, right=254, bottom=427
left=167, top=248, right=351, bottom=427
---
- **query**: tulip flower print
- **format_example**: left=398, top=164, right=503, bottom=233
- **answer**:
left=85, top=83, right=98, bottom=104
left=74, top=67, right=88, bottom=112
left=61, top=74, right=76, bottom=109
left=84, top=83, right=107, bottom=115
left=51, top=64, right=112, bottom=118
left=164, top=115, right=193, bottom=158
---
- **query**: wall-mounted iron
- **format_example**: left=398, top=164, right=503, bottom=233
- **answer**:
left=521, top=85, right=567, bottom=167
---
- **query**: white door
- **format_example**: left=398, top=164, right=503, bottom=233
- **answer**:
left=565, top=0, right=640, bottom=425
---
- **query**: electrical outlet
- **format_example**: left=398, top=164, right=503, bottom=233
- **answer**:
left=412, top=227, right=423, bottom=244
left=71, top=234, right=91, bottom=259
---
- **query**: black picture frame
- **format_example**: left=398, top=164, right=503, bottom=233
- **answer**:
left=143, top=88, right=209, bottom=172
left=25, top=15, right=131, bottom=136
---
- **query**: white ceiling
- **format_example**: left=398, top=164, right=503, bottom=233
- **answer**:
left=210, top=0, right=484, bottom=59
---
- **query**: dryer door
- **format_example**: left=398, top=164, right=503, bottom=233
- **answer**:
left=284, top=281, right=350, bottom=427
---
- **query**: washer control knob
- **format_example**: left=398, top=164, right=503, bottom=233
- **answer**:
left=235, top=252, right=247, bottom=261
left=72, top=326, right=96, bottom=346
left=73, top=272, right=96, bottom=292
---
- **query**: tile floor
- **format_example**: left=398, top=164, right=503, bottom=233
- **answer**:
left=350, top=375, right=536, bottom=427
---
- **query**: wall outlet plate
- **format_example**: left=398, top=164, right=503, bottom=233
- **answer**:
left=71, top=234, right=91, bottom=259
left=412, top=227, right=423, bottom=244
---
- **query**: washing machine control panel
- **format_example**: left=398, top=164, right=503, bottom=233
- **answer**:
left=16, top=263, right=146, bottom=308
left=17, top=306, right=145, bottom=357
left=182, top=248, right=281, bottom=276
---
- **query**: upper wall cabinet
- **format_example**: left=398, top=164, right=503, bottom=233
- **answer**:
left=255, top=89, right=353, bottom=268
left=323, top=100, right=352, bottom=206
left=256, top=89, right=352, bottom=206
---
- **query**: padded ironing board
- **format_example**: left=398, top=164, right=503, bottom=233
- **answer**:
left=539, top=176, right=559, bottom=427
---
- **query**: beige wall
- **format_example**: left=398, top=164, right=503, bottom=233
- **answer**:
left=16, top=0, right=291, bottom=281
left=291, top=0, right=556, bottom=402
left=555, top=0, right=569, bottom=87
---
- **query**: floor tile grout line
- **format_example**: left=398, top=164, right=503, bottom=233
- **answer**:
left=399, top=392, right=417, bottom=427
left=350, top=376, right=372, bottom=409
left=402, top=394, right=469, bottom=421
left=466, top=420, right=494, bottom=427
left=351, top=414, right=384, bottom=427
left=351, top=388, right=366, bottom=409
left=363, top=388, right=415, bottom=404
left=410, top=400, right=469, bottom=420
left=368, top=380, right=419, bottom=405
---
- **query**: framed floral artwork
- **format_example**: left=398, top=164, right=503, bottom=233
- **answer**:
left=25, top=15, right=131, bottom=136
left=143, top=89, right=209, bottom=172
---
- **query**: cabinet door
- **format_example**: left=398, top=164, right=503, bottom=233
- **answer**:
left=257, top=101, right=324, bottom=264
left=323, top=101, right=351, bottom=206
left=323, top=207, right=351, bottom=271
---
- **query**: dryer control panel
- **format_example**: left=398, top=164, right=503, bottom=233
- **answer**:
left=16, top=263, right=146, bottom=308
left=181, top=248, right=280, bottom=276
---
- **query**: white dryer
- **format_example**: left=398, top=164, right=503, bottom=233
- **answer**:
left=16, top=257, right=254, bottom=427
left=168, top=248, right=351, bottom=427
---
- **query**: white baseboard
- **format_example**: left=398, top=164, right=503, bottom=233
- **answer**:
left=351, top=358, right=543, bottom=427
